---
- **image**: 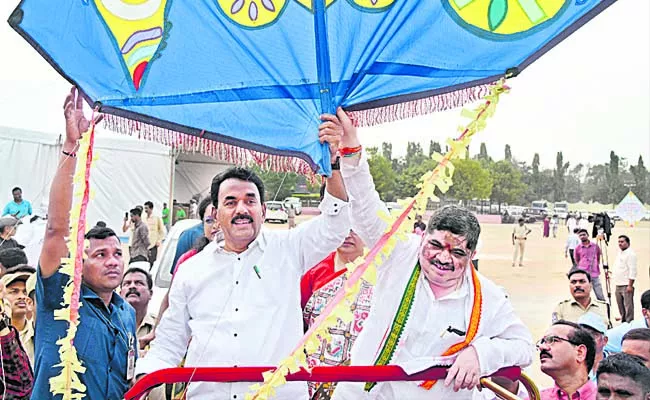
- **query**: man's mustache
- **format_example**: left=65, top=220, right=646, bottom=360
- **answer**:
left=540, top=350, right=552, bottom=359
left=231, top=215, right=253, bottom=224
left=126, top=288, right=140, bottom=297
left=573, top=288, right=584, bottom=293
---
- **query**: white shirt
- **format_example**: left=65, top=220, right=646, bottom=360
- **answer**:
left=566, top=234, right=580, bottom=251
left=567, top=218, right=577, bottom=233
left=135, top=192, right=350, bottom=399
left=612, top=247, right=637, bottom=286
left=333, top=155, right=533, bottom=400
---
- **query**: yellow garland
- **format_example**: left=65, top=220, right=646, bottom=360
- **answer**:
left=49, top=127, right=96, bottom=399
left=245, top=80, right=509, bottom=400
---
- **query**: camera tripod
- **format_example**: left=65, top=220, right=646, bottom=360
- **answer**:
left=597, top=231, right=613, bottom=329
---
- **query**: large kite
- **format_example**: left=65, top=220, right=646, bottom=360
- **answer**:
left=8, top=0, right=617, bottom=398
left=9, top=0, right=615, bottom=174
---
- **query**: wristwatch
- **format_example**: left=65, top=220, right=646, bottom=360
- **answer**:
left=331, top=156, right=341, bottom=171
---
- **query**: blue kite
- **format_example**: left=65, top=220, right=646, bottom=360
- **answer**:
left=9, top=0, right=616, bottom=174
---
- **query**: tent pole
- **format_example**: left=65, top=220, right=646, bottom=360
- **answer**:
left=169, top=150, right=177, bottom=224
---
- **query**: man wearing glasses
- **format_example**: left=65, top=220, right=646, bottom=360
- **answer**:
left=538, top=320, right=597, bottom=400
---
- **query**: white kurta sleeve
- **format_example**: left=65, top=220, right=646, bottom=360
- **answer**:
left=286, top=189, right=351, bottom=273
left=628, top=251, right=637, bottom=281
left=471, top=291, right=534, bottom=376
left=135, top=270, right=192, bottom=376
left=341, top=152, right=391, bottom=248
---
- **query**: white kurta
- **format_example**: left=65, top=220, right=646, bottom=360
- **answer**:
left=332, top=154, right=533, bottom=400
left=135, top=192, right=350, bottom=400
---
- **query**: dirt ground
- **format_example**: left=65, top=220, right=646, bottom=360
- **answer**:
left=271, top=216, right=650, bottom=388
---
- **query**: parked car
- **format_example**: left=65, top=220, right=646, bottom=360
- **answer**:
left=265, top=201, right=288, bottom=223
left=283, top=197, right=303, bottom=215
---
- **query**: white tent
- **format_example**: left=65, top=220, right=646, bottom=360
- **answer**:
left=0, top=126, right=231, bottom=252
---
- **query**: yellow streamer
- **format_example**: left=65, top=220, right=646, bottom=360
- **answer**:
left=48, top=127, right=96, bottom=399
left=246, top=80, right=509, bottom=400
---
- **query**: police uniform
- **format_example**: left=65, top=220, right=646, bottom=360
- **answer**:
left=552, top=298, right=608, bottom=326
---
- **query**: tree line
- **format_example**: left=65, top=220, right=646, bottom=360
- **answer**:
left=366, top=141, right=649, bottom=208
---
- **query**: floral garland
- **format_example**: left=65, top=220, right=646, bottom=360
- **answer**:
left=245, top=79, right=509, bottom=400
left=49, top=118, right=97, bottom=399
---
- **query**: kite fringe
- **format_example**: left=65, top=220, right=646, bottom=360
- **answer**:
left=102, top=115, right=316, bottom=178
left=349, top=85, right=491, bottom=127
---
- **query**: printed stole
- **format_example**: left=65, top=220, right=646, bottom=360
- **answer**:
left=364, top=262, right=483, bottom=391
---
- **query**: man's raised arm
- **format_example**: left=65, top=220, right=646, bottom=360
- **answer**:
left=40, top=87, right=100, bottom=278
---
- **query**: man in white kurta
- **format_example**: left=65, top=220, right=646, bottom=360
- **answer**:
left=332, top=128, right=533, bottom=398
left=135, top=112, right=353, bottom=400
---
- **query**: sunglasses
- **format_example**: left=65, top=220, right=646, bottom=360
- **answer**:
left=536, top=335, right=579, bottom=349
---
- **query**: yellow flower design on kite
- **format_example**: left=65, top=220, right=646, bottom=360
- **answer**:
left=93, top=0, right=170, bottom=90
left=445, top=0, right=568, bottom=36
left=217, top=0, right=395, bottom=29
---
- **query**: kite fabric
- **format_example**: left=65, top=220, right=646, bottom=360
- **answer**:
left=9, top=0, right=615, bottom=174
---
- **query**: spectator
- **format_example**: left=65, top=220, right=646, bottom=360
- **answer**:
left=188, top=198, right=198, bottom=219
left=2, top=187, right=32, bottom=218
left=1, top=265, right=36, bottom=365
left=621, top=328, right=650, bottom=368
left=170, top=197, right=212, bottom=273
left=129, top=207, right=150, bottom=264
left=512, top=218, right=531, bottom=267
left=567, top=214, right=577, bottom=234
left=413, top=214, right=426, bottom=234
left=574, top=228, right=605, bottom=301
left=287, top=203, right=296, bottom=229
left=0, top=271, right=34, bottom=399
left=143, top=201, right=166, bottom=266
left=161, top=202, right=170, bottom=229
left=578, top=312, right=609, bottom=381
left=0, top=216, right=24, bottom=251
left=605, top=289, right=650, bottom=353
left=612, top=235, right=637, bottom=323
left=174, top=200, right=187, bottom=222
left=565, top=228, right=580, bottom=267
left=0, top=247, right=28, bottom=275
left=553, top=268, right=608, bottom=326
left=32, top=87, right=137, bottom=400
left=596, top=353, right=650, bottom=400
left=538, top=320, right=597, bottom=400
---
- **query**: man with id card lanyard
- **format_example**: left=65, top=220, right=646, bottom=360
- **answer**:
left=135, top=108, right=353, bottom=400
left=31, top=87, right=138, bottom=400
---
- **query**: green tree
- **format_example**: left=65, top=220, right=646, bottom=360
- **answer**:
left=405, top=142, right=426, bottom=168
left=504, top=144, right=512, bottom=162
left=448, top=159, right=493, bottom=205
left=630, top=155, right=648, bottom=203
left=489, top=160, right=527, bottom=212
left=395, top=159, right=437, bottom=199
left=428, top=140, right=442, bottom=157
left=564, top=164, right=584, bottom=203
left=367, top=147, right=398, bottom=201
left=249, top=166, right=298, bottom=201
left=553, top=152, right=570, bottom=201
left=606, top=151, right=626, bottom=204
left=478, top=143, right=489, bottom=160
left=381, top=142, right=393, bottom=161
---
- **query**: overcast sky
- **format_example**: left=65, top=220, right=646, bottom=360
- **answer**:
left=0, top=0, right=647, bottom=170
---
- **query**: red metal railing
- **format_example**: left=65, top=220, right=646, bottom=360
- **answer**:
left=125, top=365, right=523, bottom=400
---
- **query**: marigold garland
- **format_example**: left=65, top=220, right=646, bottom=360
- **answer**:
left=49, top=118, right=97, bottom=399
left=246, top=80, right=509, bottom=400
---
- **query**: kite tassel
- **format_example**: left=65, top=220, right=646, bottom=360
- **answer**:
left=348, top=84, right=491, bottom=127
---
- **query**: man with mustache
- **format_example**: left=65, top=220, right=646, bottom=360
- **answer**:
left=574, top=228, right=605, bottom=301
left=1, top=265, right=36, bottom=365
left=32, top=87, right=138, bottom=400
left=553, top=268, right=608, bottom=327
left=120, top=267, right=165, bottom=400
left=135, top=108, right=352, bottom=399
left=332, top=118, right=532, bottom=399
left=538, top=320, right=597, bottom=400
left=596, top=353, right=650, bottom=400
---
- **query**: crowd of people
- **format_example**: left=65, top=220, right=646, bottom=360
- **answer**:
left=0, top=87, right=648, bottom=400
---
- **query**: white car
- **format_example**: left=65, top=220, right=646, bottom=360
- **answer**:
left=265, top=201, right=288, bottom=223
left=283, top=197, right=302, bottom=215
left=147, top=218, right=201, bottom=315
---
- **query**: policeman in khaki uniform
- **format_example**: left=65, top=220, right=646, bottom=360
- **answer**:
left=553, top=268, right=609, bottom=327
